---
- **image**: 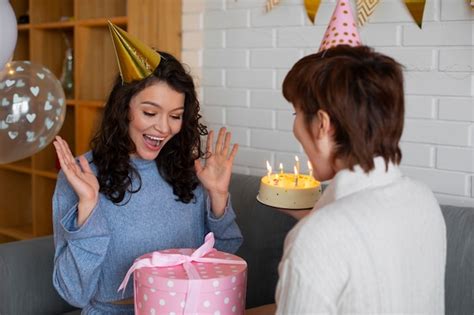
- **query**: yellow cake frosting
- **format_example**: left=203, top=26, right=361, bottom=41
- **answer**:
left=257, top=173, right=322, bottom=209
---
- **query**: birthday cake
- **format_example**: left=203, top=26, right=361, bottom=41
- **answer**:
left=257, top=174, right=322, bottom=209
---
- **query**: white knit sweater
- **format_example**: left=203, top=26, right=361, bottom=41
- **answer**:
left=275, top=157, right=446, bottom=315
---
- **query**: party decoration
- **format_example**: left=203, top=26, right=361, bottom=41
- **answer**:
left=108, top=21, right=161, bottom=83
left=265, top=0, right=280, bottom=12
left=0, top=61, right=66, bottom=164
left=0, top=0, right=18, bottom=71
left=404, top=0, right=426, bottom=28
left=304, top=0, right=322, bottom=24
left=319, top=0, right=361, bottom=52
left=260, top=0, right=427, bottom=28
left=356, top=0, right=380, bottom=26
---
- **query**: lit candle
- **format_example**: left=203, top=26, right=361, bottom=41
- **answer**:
left=294, top=165, right=299, bottom=187
left=279, top=163, right=284, bottom=175
left=307, top=160, right=313, bottom=178
left=266, top=160, right=272, bottom=181
left=295, top=155, right=300, bottom=174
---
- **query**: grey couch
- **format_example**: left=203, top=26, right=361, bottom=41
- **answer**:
left=0, top=173, right=473, bottom=315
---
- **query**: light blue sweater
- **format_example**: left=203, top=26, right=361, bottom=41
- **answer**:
left=52, top=152, right=243, bottom=314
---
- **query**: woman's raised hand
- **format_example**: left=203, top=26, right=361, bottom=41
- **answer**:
left=195, top=127, right=238, bottom=217
left=53, top=136, right=99, bottom=226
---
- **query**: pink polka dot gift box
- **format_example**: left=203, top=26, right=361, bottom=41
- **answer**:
left=118, top=233, right=247, bottom=314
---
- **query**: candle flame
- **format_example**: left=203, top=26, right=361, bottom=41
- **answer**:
left=307, top=160, right=313, bottom=170
left=295, top=155, right=299, bottom=162
left=279, top=162, right=283, bottom=170
left=266, top=160, right=272, bottom=173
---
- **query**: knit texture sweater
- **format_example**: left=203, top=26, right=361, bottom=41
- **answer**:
left=276, top=157, right=446, bottom=314
left=52, top=152, right=243, bottom=314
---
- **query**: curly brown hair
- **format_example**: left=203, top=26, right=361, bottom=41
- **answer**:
left=283, top=45, right=404, bottom=173
left=90, top=51, right=208, bottom=204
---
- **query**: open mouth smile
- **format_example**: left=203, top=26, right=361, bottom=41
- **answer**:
left=143, top=134, right=165, bottom=150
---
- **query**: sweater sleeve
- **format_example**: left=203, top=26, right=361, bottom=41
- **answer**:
left=52, top=171, right=111, bottom=308
left=204, top=192, right=243, bottom=254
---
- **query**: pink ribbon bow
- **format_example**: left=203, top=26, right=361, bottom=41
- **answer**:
left=118, top=232, right=245, bottom=313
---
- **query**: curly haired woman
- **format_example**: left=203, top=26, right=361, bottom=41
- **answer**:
left=51, top=49, right=242, bottom=314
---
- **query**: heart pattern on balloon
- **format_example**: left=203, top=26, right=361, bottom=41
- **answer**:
left=39, top=136, right=47, bottom=148
left=0, top=61, right=66, bottom=163
left=26, top=113, right=36, bottom=123
left=45, top=117, right=54, bottom=130
left=26, top=131, right=36, bottom=142
left=8, top=131, right=18, bottom=140
left=13, top=93, right=23, bottom=104
left=30, top=86, right=40, bottom=96
left=6, top=114, right=18, bottom=124
left=44, top=100, right=53, bottom=111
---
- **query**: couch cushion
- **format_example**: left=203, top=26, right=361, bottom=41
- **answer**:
left=440, top=205, right=474, bottom=315
left=0, top=235, right=78, bottom=315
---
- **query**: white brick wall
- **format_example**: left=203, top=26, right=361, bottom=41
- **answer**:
left=182, top=0, right=474, bottom=207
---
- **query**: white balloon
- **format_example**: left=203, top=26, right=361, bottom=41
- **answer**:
left=0, top=0, right=18, bottom=71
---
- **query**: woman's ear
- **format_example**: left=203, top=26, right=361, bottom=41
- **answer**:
left=312, top=110, right=331, bottom=139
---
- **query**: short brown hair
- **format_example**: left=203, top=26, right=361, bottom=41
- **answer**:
left=282, top=45, right=404, bottom=173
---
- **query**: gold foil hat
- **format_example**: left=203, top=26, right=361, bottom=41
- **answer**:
left=107, top=21, right=161, bottom=83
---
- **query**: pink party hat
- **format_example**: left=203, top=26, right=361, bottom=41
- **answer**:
left=319, top=0, right=361, bottom=52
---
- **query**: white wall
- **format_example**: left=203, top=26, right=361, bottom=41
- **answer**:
left=182, top=0, right=474, bottom=207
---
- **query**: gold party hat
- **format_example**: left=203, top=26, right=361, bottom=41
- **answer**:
left=108, top=21, right=161, bottom=83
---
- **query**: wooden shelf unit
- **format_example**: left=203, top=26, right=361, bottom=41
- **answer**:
left=0, top=0, right=182, bottom=243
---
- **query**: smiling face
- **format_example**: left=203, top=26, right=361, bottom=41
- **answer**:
left=128, top=81, right=185, bottom=160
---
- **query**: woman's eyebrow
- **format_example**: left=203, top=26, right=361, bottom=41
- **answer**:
left=141, top=101, right=184, bottom=111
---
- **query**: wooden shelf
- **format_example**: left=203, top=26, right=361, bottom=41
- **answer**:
left=17, top=24, right=30, bottom=31
left=78, top=16, right=127, bottom=27
left=34, top=170, right=59, bottom=180
left=15, top=17, right=126, bottom=30
left=32, top=21, right=75, bottom=29
left=2, top=0, right=182, bottom=243
left=0, top=157, right=32, bottom=172
left=25, top=16, right=127, bottom=29
left=66, top=99, right=77, bottom=106
left=0, top=164, right=32, bottom=175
